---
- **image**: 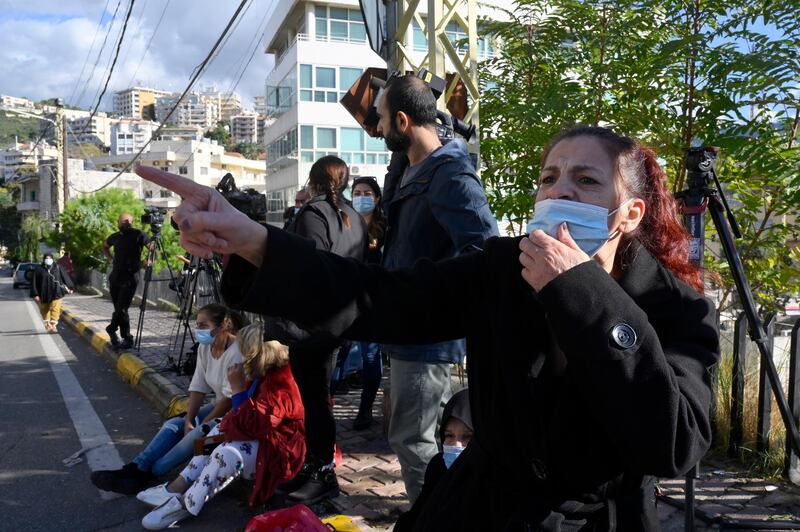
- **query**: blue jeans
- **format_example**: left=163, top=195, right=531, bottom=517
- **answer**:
left=133, top=403, right=219, bottom=476
left=358, top=342, right=383, bottom=413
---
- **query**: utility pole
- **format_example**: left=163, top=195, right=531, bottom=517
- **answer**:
left=55, top=102, right=65, bottom=216
left=61, top=104, right=69, bottom=208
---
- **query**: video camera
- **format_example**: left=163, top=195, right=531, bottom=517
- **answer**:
left=142, top=206, right=167, bottom=234
left=215, top=173, right=267, bottom=223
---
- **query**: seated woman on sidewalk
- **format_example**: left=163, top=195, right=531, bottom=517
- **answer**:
left=394, top=388, right=472, bottom=531
left=91, top=303, right=244, bottom=494
left=137, top=323, right=306, bottom=530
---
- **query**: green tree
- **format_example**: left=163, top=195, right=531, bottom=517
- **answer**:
left=480, top=0, right=800, bottom=314
left=53, top=189, right=182, bottom=274
left=233, top=142, right=260, bottom=160
left=15, top=212, right=52, bottom=262
left=204, top=121, right=231, bottom=147
left=0, top=185, right=22, bottom=257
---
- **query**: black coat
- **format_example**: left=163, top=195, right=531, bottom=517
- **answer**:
left=221, top=229, right=719, bottom=531
left=30, top=263, right=74, bottom=304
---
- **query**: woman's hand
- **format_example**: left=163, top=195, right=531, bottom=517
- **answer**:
left=519, top=223, right=590, bottom=292
left=134, top=166, right=268, bottom=265
left=183, top=417, right=196, bottom=436
left=227, top=363, right=246, bottom=394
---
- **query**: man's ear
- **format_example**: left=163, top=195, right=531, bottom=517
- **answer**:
left=395, top=111, right=411, bottom=133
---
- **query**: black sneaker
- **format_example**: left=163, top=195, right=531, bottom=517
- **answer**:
left=119, top=336, right=134, bottom=350
left=106, top=325, right=120, bottom=348
left=90, top=462, right=152, bottom=495
left=287, top=467, right=340, bottom=504
left=275, top=462, right=314, bottom=495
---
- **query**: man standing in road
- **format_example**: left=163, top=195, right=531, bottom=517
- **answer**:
left=103, top=212, right=152, bottom=350
left=375, top=75, right=498, bottom=502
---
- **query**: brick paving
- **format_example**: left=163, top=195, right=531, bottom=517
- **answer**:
left=62, top=291, right=800, bottom=530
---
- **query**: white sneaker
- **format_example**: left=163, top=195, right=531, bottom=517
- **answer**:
left=141, top=496, right=190, bottom=530
left=136, top=483, right=174, bottom=507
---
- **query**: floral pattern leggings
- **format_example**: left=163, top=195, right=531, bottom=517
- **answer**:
left=178, top=425, right=259, bottom=516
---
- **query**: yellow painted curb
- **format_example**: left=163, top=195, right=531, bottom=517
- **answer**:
left=90, top=333, right=109, bottom=353
left=117, top=353, right=149, bottom=386
left=75, top=321, right=87, bottom=336
left=166, top=395, right=188, bottom=418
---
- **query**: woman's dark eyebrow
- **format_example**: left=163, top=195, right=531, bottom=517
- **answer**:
left=572, top=164, right=602, bottom=174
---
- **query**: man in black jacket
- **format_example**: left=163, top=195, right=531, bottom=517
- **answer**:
left=374, top=75, right=498, bottom=501
left=103, top=213, right=152, bottom=349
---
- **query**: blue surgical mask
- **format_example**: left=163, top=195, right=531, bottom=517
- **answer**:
left=44, top=258, right=54, bottom=266
left=196, top=328, right=215, bottom=345
left=443, top=445, right=464, bottom=469
left=352, top=196, right=375, bottom=215
left=525, top=199, right=631, bottom=257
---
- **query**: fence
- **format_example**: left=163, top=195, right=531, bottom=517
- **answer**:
left=725, top=311, right=800, bottom=478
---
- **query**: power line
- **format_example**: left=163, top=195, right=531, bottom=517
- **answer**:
left=79, top=0, right=252, bottom=194
left=84, top=0, right=137, bottom=132
left=126, top=0, right=171, bottom=88
left=67, top=0, right=112, bottom=106
left=74, top=0, right=123, bottom=109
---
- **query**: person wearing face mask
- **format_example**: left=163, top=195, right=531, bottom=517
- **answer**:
left=134, top=124, right=721, bottom=530
left=30, top=252, right=74, bottom=333
left=339, top=176, right=387, bottom=430
left=102, top=212, right=154, bottom=350
left=283, top=187, right=310, bottom=230
left=394, top=388, right=472, bottom=531
left=91, top=304, right=244, bottom=495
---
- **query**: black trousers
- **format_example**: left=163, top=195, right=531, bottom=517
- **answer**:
left=108, top=270, right=138, bottom=338
left=289, top=345, right=338, bottom=466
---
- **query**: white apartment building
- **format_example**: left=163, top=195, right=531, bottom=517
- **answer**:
left=0, top=141, right=58, bottom=181
left=260, top=0, right=497, bottom=222
left=114, top=87, right=174, bottom=120
left=0, top=94, right=35, bottom=109
left=68, top=112, right=115, bottom=148
left=199, top=87, right=243, bottom=122
left=253, top=95, right=266, bottom=115
left=111, top=119, right=160, bottom=155
left=231, top=112, right=259, bottom=144
left=90, top=138, right=267, bottom=208
left=155, top=93, right=219, bottom=130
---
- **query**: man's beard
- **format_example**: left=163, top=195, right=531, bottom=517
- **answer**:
left=384, top=124, right=410, bottom=153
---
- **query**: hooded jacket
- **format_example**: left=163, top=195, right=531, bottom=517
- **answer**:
left=221, top=228, right=719, bottom=530
left=380, top=139, right=498, bottom=363
left=218, top=364, right=305, bottom=506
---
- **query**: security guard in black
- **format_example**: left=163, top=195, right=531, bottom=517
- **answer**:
left=103, top=213, right=151, bottom=349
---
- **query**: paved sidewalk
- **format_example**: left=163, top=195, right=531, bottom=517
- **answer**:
left=60, top=292, right=800, bottom=530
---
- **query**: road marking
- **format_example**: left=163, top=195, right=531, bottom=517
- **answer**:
left=24, top=301, right=124, bottom=500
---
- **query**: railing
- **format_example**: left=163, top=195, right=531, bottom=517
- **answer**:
left=275, top=32, right=368, bottom=65
left=726, top=311, right=800, bottom=476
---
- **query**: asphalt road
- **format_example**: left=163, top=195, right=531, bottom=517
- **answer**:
left=0, top=267, right=253, bottom=531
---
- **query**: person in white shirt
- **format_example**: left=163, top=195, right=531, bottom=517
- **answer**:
left=91, top=304, right=245, bottom=495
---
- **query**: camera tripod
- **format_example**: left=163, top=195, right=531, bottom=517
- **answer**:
left=165, top=254, right=222, bottom=374
left=133, top=229, right=180, bottom=351
left=677, top=147, right=800, bottom=529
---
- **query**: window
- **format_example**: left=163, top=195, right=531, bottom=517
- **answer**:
left=316, top=67, right=336, bottom=88
left=266, top=128, right=298, bottom=166
left=341, top=128, right=364, bottom=151
left=161, top=167, right=169, bottom=171
left=179, top=166, right=188, bottom=175
left=339, top=67, right=362, bottom=97
left=30, top=190, right=36, bottom=201
left=160, top=190, right=172, bottom=198
left=316, top=128, right=336, bottom=149
left=145, top=190, right=154, bottom=198
left=314, top=7, right=366, bottom=43
left=300, top=125, right=313, bottom=149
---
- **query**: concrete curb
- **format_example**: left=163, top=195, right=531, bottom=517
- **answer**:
left=61, top=306, right=188, bottom=419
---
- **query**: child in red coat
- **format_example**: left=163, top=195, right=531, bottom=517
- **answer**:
left=138, top=324, right=306, bottom=530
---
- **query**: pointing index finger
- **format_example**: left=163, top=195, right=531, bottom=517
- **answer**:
left=135, top=165, right=204, bottom=198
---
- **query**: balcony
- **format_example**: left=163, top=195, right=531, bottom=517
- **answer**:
left=275, top=32, right=368, bottom=66
left=16, top=201, right=40, bottom=211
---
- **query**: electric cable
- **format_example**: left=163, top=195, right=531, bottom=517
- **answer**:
left=74, top=0, right=123, bottom=109
left=67, top=0, right=112, bottom=106
left=125, top=0, right=171, bottom=88
left=78, top=0, right=252, bottom=193
left=84, top=0, right=137, bottom=133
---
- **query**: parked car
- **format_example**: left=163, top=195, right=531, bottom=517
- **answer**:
left=13, top=262, right=37, bottom=289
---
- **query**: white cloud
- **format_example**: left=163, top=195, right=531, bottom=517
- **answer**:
left=0, top=0, right=276, bottom=110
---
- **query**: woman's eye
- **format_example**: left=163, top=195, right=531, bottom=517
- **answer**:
left=539, top=175, right=555, bottom=185
left=578, top=176, right=599, bottom=184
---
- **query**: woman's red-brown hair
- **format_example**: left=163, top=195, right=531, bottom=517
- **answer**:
left=542, top=126, right=703, bottom=293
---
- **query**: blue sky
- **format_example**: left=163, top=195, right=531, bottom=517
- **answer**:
left=0, top=1, right=277, bottom=110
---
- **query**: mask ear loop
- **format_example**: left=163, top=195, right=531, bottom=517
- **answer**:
left=607, top=198, right=636, bottom=241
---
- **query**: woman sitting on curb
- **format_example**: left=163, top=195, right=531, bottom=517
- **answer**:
left=137, top=323, right=306, bottom=530
left=30, top=252, right=74, bottom=333
left=91, top=304, right=244, bottom=494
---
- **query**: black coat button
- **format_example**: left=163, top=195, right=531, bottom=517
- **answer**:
left=611, top=324, right=637, bottom=349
